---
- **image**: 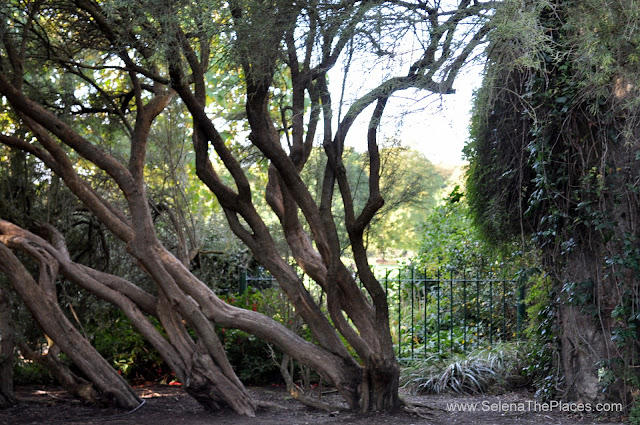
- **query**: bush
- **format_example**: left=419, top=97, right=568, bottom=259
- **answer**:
left=90, top=312, right=172, bottom=385
left=219, top=287, right=310, bottom=386
left=13, top=360, right=53, bottom=386
left=401, top=342, right=529, bottom=395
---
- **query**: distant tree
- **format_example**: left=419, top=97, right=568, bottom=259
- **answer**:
left=417, top=187, right=487, bottom=271
left=302, top=145, right=449, bottom=257
left=0, top=0, right=495, bottom=414
left=366, top=147, right=449, bottom=256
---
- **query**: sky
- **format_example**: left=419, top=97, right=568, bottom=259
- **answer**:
left=401, top=66, right=483, bottom=166
left=323, top=0, right=489, bottom=168
left=334, top=56, right=485, bottom=167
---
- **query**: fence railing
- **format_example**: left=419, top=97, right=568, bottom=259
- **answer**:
left=242, top=266, right=522, bottom=360
left=381, top=268, right=521, bottom=360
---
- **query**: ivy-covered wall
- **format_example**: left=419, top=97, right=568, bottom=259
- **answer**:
left=467, top=0, right=640, bottom=406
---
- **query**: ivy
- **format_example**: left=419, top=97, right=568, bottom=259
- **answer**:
left=467, top=0, right=640, bottom=405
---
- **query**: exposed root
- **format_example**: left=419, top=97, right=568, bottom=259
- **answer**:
left=255, top=400, right=289, bottom=410
left=399, top=395, right=447, bottom=417
left=288, top=388, right=350, bottom=413
left=403, top=405, right=436, bottom=419
left=277, top=352, right=349, bottom=413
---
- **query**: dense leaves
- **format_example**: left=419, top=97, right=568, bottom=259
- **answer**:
left=466, top=0, right=640, bottom=406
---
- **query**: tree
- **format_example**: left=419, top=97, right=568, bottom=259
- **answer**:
left=301, top=145, right=449, bottom=258
left=0, top=0, right=495, bottom=414
left=467, top=0, right=640, bottom=406
left=361, top=146, right=449, bottom=257
left=0, top=283, right=13, bottom=408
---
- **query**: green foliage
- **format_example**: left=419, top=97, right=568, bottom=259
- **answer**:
left=302, top=145, right=448, bottom=256
left=385, top=264, right=525, bottom=361
left=415, top=187, right=550, bottom=396
left=467, top=0, right=640, bottom=404
left=416, top=187, right=533, bottom=277
left=0, top=0, right=499, bottom=405
left=417, top=187, right=491, bottom=272
left=630, top=400, right=640, bottom=425
left=192, top=249, right=271, bottom=294
left=90, top=312, right=171, bottom=384
left=486, top=0, right=556, bottom=70
left=218, top=287, right=304, bottom=385
left=13, top=361, right=53, bottom=386
left=218, top=327, right=282, bottom=385
left=523, top=273, right=560, bottom=400
left=367, top=146, right=449, bottom=255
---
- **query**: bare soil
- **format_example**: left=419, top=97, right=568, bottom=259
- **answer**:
left=0, top=385, right=626, bottom=425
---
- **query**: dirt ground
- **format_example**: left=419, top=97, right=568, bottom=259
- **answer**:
left=0, top=385, right=626, bottom=425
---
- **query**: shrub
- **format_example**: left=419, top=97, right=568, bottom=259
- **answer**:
left=90, top=312, right=171, bottom=385
left=401, top=342, right=529, bottom=395
left=219, top=287, right=309, bottom=385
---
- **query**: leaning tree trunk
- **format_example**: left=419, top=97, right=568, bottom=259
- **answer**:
left=0, top=285, right=15, bottom=408
left=0, top=243, right=141, bottom=409
left=0, top=219, right=260, bottom=415
left=19, top=342, right=102, bottom=404
left=0, top=68, right=367, bottom=414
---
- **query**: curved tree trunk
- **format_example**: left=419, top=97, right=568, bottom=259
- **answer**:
left=0, top=218, right=371, bottom=415
left=0, top=0, right=492, bottom=414
left=0, top=243, right=141, bottom=409
left=19, top=342, right=102, bottom=405
left=0, top=219, right=259, bottom=415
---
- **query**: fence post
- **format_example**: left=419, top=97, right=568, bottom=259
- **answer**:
left=476, top=271, right=480, bottom=350
left=517, top=281, right=526, bottom=338
left=437, top=269, right=441, bottom=353
left=397, top=268, right=402, bottom=358
left=450, top=269, right=453, bottom=354
left=423, top=268, right=427, bottom=357
left=410, top=267, right=414, bottom=360
left=489, top=275, right=493, bottom=346
left=238, top=268, right=247, bottom=294
left=502, top=279, right=507, bottom=341
left=463, top=270, right=467, bottom=352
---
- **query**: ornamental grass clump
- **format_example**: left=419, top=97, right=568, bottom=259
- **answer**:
left=401, top=343, right=528, bottom=395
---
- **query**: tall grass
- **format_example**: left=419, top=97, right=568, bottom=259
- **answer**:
left=400, top=342, right=529, bottom=395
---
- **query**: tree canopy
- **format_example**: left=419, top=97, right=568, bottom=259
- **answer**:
left=0, top=0, right=495, bottom=413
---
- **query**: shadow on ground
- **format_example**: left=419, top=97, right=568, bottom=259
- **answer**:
left=0, top=385, right=625, bottom=425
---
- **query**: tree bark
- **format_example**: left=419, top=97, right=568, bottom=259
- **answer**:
left=0, top=286, right=15, bottom=408
left=19, top=342, right=102, bottom=405
left=0, top=0, right=494, bottom=414
left=0, top=243, right=141, bottom=409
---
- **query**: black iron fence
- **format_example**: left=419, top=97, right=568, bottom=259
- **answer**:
left=381, top=268, right=522, bottom=360
left=241, top=266, right=523, bottom=360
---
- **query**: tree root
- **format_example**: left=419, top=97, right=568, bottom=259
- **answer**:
left=403, top=405, right=435, bottom=419
left=255, top=400, right=289, bottom=410
left=399, top=395, right=447, bottom=418
left=277, top=353, right=349, bottom=413
left=287, top=387, right=350, bottom=413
